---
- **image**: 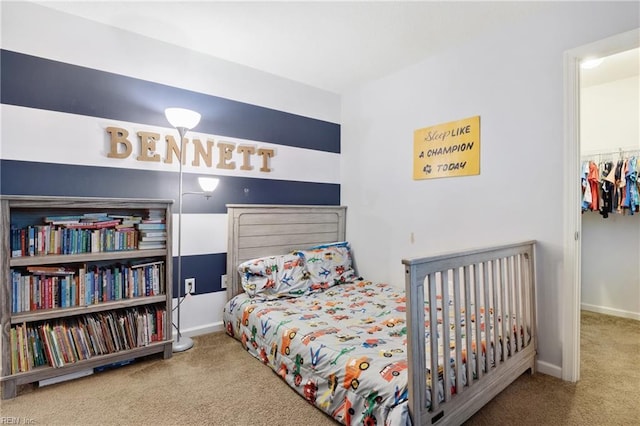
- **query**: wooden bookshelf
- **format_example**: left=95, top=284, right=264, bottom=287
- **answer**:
left=0, top=196, right=174, bottom=399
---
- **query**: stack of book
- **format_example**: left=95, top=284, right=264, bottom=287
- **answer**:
left=9, top=306, right=166, bottom=373
left=10, top=212, right=143, bottom=256
left=136, top=209, right=167, bottom=250
left=11, top=261, right=165, bottom=313
left=46, top=212, right=139, bottom=230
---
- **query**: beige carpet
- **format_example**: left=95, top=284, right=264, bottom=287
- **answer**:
left=465, top=311, right=639, bottom=425
left=1, top=311, right=638, bottom=425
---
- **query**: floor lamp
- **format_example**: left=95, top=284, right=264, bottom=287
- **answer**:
left=165, top=107, right=219, bottom=352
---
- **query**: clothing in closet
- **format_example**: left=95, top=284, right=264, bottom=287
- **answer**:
left=600, top=161, right=614, bottom=218
left=581, top=153, right=639, bottom=217
left=624, top=156, right=638, bottom=213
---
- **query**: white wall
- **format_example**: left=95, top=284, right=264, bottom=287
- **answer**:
left=580, top=75, right=640, bottom=319
left=341, top=2, right=639, bottom=374
left=581, top=76, right=639, bottom=154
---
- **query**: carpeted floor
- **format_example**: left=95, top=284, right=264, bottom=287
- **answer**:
left=1, top=311, right=638, bottom=425
left=465, top=310, right=639, bottom=426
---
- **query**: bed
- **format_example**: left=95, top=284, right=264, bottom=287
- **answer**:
left=223, top=205, right=537, bottom=425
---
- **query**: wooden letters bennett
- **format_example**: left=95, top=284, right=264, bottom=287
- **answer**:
left=106, top=126, right=275, bottom=173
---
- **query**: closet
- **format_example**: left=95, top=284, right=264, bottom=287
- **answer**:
left=581, top=149, right=639, bottom=217
left=579, top=48, right=640, bottom=320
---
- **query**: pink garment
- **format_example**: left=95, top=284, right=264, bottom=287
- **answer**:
left=588, top=161, right=600, bottom=211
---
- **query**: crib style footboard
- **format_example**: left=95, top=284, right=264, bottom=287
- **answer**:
left=402, top=241, right=537, bottom=425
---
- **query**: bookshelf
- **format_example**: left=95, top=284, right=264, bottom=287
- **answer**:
left=0, top=196, right=174, bottom=399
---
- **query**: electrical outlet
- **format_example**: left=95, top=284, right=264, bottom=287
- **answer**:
left=221, top=274, right=227, bottom=289
left=185, top=278, right=196, bottom=295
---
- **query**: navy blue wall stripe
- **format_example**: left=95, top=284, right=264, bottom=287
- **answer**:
left=0, top=50, right=340, bottom=154
left=0, top=160, right=340, bottom=212
left=172, top=253, right=227, bottom=295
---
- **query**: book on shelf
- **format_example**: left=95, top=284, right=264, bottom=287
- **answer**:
left=10, top=329, right=18, bottom=373
left=47, top=219, right=81, bottom=226
left=108, top=214, right=142, bottom=221
left=26, top=266, right=76, bottom=275
left=135, top=223, right=166, bottom=230
left=139, top=231, right=167, bottom=238
left=81, top=212, right=109, bottom=219
left=44, top=214, right=83, bottom=221
left=11, top=223, right=140, bottom=257
left=11, top=260, right=165, bottom=313
left=144, top=208, right=165, bottom=221
left=43, top=323, right=64, bottom=367
left=8, top=309, right=168, bottom=371
left=43, top=215, right=83, bottom=224
left=9, top=305, right=166, bottom=373
left=130, top=259, right=164, bottom=268
left=38, top=325, right=55, bottom=367
left=45, top=213, right=114, bottom=225
left=63, top=219, right=121, bottom=230
left=137, top=241, right=167, bottom=250
left=140, top=236, right=166, bottom=242
left=115, top=215, right=143, bottom=229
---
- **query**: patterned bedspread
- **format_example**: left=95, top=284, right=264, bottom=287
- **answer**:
left=224, top=278, right=506, bottom=425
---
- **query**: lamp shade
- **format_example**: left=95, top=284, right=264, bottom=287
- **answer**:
left=165, top=108, right=201, bottom=130
left=198, top=177, right=220, bottom=193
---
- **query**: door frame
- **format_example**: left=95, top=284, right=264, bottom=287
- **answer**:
left=562, top=28, right=639, bottom=382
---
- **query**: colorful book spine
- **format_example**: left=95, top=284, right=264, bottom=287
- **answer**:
left=10, top=305, right=167, bottom=373
left=10, top=261, right=164, bottom=313
left=10, top=224, right=143, bottom=257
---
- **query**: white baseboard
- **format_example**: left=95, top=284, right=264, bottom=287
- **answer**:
left=39, top=369, right=93, bottom=387
left=173, top=321, right=225, bottom=340
left=536, top=360, right=562, bottom=379
left=581, top=303, right=640, bottom=321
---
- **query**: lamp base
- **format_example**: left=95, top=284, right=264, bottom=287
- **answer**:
left=172, top=336, right=194, bottom=353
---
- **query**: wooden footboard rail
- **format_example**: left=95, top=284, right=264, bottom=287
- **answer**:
left=402, top=241, right=537, bottom=425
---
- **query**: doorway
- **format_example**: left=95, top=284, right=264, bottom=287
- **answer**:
left=562, top=28, right=640, bottom=382
left=579, top=48, right=640, bottom=319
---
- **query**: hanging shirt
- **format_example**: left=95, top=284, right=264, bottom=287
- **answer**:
left=614, top=160, right=624, bottom=213
left=600, top=161, right=614, bottom=218
left=625, top=156, right=638, bottom=214
left=588, top=161, right=600, bottom=211
left=581, top=161, right=591, bottom=211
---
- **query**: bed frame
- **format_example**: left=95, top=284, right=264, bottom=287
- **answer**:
left=226, top=204, right=346, bottom=299
left=403, top=242, right=537, bottom=425
left=226, top=204, right=537, bottom=425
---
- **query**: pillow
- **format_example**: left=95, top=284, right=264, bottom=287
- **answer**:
left=294, top=242, right=357, bottom=290
left=238, top=253, right=310, bottom=299
left=308, top=241, right=351, bottom=250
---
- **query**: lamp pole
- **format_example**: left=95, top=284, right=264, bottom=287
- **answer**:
left=165, top=107, right=209, bottom=353
left=174, top=125, right=194, bottom=352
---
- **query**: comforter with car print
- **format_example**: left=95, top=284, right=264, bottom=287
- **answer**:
left=223, top=279, right=494, bottom=425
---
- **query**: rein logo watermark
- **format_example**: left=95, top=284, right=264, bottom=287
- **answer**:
left=0, top=418, right=35, bottom=424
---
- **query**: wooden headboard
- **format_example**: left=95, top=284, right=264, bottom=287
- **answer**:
left=226, top=204, right=347, bottom=299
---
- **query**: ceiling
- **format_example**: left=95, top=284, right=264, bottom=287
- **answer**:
left=35, top=1, right=638, bottom=94
left=580, top=48, right=640, bottom=88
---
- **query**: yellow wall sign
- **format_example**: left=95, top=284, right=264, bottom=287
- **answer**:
left=413, top=116, right=480, bottom=180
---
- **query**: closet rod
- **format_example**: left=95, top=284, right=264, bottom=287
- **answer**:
left=581, top=148, right=639, bottom=160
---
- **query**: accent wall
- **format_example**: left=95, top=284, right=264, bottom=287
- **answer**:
left=0, top=2, right=341, bottom=336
